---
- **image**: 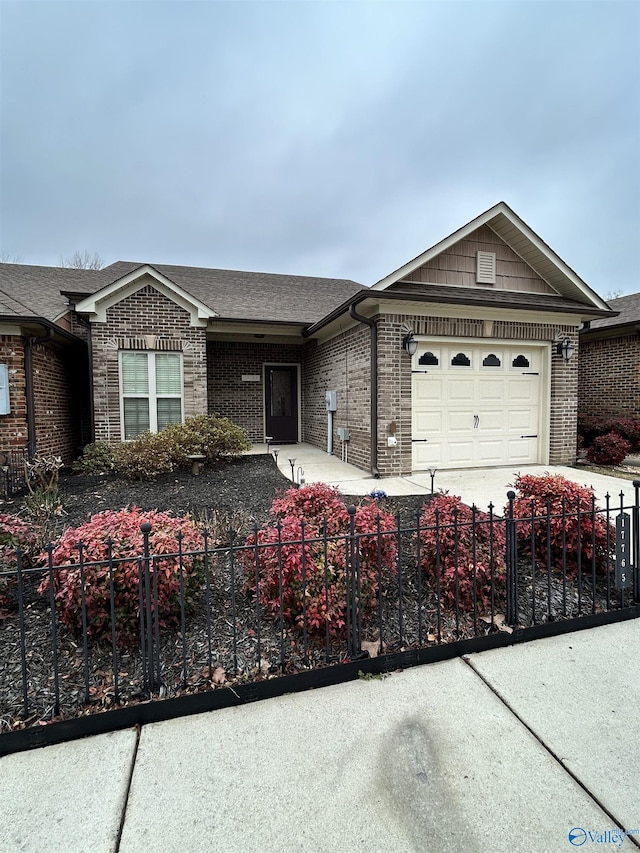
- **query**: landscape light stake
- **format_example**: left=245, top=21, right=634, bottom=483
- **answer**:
left=428, top=467, right=437, bottom=495
left=272, top=448, right=279, bottom=465
left=288, top=458, right=296, bottom=482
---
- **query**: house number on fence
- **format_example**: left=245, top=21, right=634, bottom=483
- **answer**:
left=615, top=512, right=632, bottom=590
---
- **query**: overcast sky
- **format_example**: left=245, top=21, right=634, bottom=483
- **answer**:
left=1, top=0, right=639, bottom=297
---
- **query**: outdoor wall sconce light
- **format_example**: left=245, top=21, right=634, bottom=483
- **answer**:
left=556, top=338, right=575, bottom=362
left=402, top=331, right=418, bottom=356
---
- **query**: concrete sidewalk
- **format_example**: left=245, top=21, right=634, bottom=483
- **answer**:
left=251, top=442, right=640, bottom=510
left=2, top=620, right=639, bottom=852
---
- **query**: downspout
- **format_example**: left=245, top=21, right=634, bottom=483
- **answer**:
left=349, top=304, right=380, bottom=478
left=23, top=329, right=54, bottom=457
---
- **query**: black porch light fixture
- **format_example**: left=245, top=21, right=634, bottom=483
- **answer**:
left=402, top=331, right=418, bottom=356
left=556, top=338, right=575, bottom=362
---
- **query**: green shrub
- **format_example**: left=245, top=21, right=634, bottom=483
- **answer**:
left=72, top=442, right=116, bottom=475
left=163, top=415, right=251, bottom=466
left=586, top=432, right=631, bottom=466
left=38, top=507, right=204, bottom=644
left=242, top=484, right=397, bottom=638
left=506, top=473, right=612, bottom=576
left=113, top=432, right=176, bottom=480
left=112, top=416, right=251, bottom=479
left=417, top=494, right=506, bottom=612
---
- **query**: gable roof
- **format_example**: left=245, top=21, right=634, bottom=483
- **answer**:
left=371, top=201, right=610, bottom=312
left=0, top=261, right=365, bottom=328
left=97, top=262, right=365, bottom=324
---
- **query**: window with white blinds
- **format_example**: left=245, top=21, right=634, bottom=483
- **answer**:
left=120, top=351, right=183, bottom=439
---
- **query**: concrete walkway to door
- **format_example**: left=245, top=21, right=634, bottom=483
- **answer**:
left=247, top=443, right=639, bottom=510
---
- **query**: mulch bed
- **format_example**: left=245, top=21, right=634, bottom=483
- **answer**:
left=0, top=454, right=626, bottom=733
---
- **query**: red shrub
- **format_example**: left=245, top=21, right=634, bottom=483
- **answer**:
left=38, top=507, right=204, bottom=644
left=417, top=494, right=506, bottom=612
left=243, top=485, right=396, bottom=637
left=270, top=483, right=349, bottom=534
left=506, top=474, right=611, bottom=576
left=586, top=432, right=631, bottom=466
left=0, top=513, right=41, bottom=618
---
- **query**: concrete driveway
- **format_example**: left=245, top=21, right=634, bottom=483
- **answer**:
left=253, top=442, right=639, bottom=511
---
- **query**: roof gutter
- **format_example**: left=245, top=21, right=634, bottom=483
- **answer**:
left=349, top=304, right=379, bottom=479
left=304, top=289, right=615, bottom=339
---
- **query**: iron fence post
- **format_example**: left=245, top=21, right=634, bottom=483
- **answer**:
left=346, top=505, right=362, bottom=659
left=140, top=522, right=155, bottom=694
left=505, top=491, right=518, bottom=626
left=633, top=480, right=640, bottom=604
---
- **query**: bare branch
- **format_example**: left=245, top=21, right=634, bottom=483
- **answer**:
left=59, top=250, right=104, bottom=270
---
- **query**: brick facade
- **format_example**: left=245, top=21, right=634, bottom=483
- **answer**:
left=31, top=342, right=83, bottom=463
left=90, top=281, right=208, bottom=443
left=0, top=335, right=85, bottom=464
left=578, top=333, right=640, bottom=420
left=0, top=335, right=28, bottom=453
left=302, top=325, right=371, bottom=471
left=207, top=341, right=303, bottom=442
left=301, top=314, right=581, bottom=476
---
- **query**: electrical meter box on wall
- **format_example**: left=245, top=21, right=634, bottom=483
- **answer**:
left=0, top=365, right=9, bottom=415
left=325, top=390, right=337, bottom=412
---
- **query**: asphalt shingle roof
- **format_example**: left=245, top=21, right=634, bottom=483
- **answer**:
left=0, top=261, right=366, bottom=326
left=0, top=264, right=106, bottom=322
left=587, top=292, right=640, bottom=330
left=101, top=261, right=366, bottom=324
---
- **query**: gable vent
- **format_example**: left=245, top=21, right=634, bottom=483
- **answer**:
left=476, top=251, right=496, bottom=284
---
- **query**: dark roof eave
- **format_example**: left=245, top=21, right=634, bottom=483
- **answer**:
left=208, top=316, right=308, bottom=329
left=581, top=321, right=640, bottom=341
left=303, top=290, right=615, bottom=337
left=0, top=315, right=85, bottom=346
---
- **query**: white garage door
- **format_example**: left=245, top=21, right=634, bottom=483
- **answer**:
left=412, top=343, right=543, bottom=470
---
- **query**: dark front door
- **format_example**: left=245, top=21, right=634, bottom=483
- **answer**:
left=265, top=366, right=298, bottom=442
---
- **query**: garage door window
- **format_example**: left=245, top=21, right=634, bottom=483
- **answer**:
left=482, top=354, right=501, bottom=367
left=512, top=354, right=530, bottom=368
left=451, top=352, right=471, bottom=367
left=418, top=351, right=439, bottom=366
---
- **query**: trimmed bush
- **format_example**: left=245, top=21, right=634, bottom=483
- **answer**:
left=163, top=415, right=251, bottom=465
left=417, top=494, right=506, bottom=612
left=72, top=442, right=116, bottom=475
left=578, top=416, right=640, bottom=454
left=586, top=432, right=631, bottom=466
left=242, top=484, right=396, bottom=637
left=112, top=416, right=251, bottom=479
left=506, top=473, right=611, bottom=576
left=113, top=432, right=176, bottom=480
left=38, top=507, right=204, bottom=644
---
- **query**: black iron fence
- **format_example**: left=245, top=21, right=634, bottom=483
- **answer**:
left=0, top=448, right=29, bottom=498
left=1, top=488, right=640, bottom=736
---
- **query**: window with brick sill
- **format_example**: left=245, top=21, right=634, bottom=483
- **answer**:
left=119, top=351, right=183, bottom=439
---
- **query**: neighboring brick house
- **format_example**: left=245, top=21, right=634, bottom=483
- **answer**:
left=0, top=202, right=613, bottom=476
left=579, top=292, right=639, bottom=421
